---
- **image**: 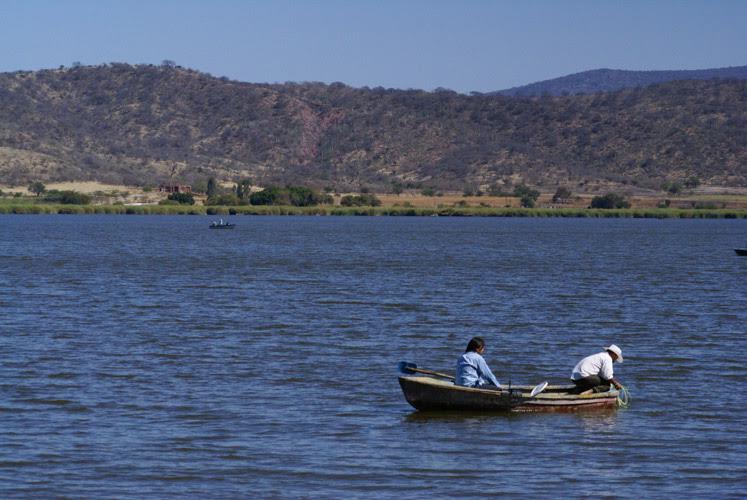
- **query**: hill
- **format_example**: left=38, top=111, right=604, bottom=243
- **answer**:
left=498, top=66, right=747, bottom=97
left=0, top=64, right=746, bottom=191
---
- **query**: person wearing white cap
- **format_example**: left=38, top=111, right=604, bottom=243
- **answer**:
left=570, top=344, right=624, bottom=394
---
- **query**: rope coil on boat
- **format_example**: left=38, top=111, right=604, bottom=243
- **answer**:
left=616, top=385, right=631, bottom=408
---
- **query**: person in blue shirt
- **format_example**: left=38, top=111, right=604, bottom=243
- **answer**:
left=455, top=337, right=501, bottom=388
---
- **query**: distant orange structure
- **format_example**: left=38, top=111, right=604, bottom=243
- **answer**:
left=158, top=184, right=192, bottom=194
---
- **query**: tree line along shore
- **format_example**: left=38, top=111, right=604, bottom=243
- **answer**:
left=2, top=180, right=747, bottom=218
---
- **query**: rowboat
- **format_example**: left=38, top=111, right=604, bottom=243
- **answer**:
left=209, top=221, right=235, bottom=229
left=398, top=375, right=619, bottom=412
left=735, top=248, right=747, bottom=256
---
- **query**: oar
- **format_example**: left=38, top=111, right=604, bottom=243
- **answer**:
left=530, top=381, right=549, bottom=397
left=507, top=380, right=548, bottom=397
left=398, top=361, right=455, bottom=381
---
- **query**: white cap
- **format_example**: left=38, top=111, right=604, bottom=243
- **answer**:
left=605, top=344, right=623, bottom=363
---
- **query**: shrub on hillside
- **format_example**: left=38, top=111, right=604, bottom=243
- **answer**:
left=661, top=181, right=683, bottom=195
left=249, top=185, right=330, bottom=206
left=514, top=184, right=540, bottom=208
left=28, top=181, right=46, bottom=197
left=340, top=194, right=382, bottom=207
left=167, top=192, right=195, bottom=205
left=552, top=186, right=573, bottom=203
left=249, top=186, right=288, bottom=206
left=43, top=190, right=91, bottom=204
left=590, top=193, right=631, bottom=209
left=288, top=186, right=329, bottom=207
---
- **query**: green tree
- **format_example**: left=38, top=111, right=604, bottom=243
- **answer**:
left=236, top=179, right=253, bottom=199
left=552, top=186, right=572, bottom=203
left=661, top=181, right=682, bottom=195
left=206, top=177, right=218, bottom=198
left=514, top=184, right=540, bottom=208
left=43, top=190, right=91, bottom=204
left=288, top=186, right=319, bottom=206
left=192, top=179, right=208, bottom=194
left=28, top=181, right=46, bottom=197
left=246, top=185, right=330, bottom=206
left=167, top=192, right=195, bottom=205
left=249, top=186, right=287, bottom=205
left=590, top=193, right=630, bottom=209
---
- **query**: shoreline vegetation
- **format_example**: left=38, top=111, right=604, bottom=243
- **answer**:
left=3, top=181, right=747, bottom=218
left=2, top=202, right=747, bottom=218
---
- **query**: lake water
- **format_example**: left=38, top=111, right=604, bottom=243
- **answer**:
left=1, top=215, right=746, bottom=497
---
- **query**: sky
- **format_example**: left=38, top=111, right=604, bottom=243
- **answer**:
left=0, top=0, right=745, bottom=93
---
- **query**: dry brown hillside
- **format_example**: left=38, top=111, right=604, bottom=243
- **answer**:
left=0, top=64, right=745, bottom=192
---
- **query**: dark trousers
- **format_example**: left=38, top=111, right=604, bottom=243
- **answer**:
left=572, top=375, right=610, bottom=394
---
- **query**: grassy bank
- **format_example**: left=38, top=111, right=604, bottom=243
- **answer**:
left=0, top=203, right=203, bottom=215
left=2, top=201, right=747, bottom=218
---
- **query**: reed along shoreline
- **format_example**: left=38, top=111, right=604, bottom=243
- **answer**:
left=2, top=203, right=747, bottom=218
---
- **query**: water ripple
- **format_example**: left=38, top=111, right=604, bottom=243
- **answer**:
left=1, top=215, right=746, bottom=497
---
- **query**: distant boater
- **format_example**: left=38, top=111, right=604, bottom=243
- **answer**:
left=570, top=344, right=624, bottom=394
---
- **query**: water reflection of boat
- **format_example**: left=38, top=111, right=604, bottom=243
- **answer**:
left=735, top=248, right=747, bottom=256
left=209, top=219, right=235, bottom=229
left=398, top=376, right=618, bottom=412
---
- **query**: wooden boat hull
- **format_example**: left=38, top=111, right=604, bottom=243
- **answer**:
left=398, top=376, right=618, bottom=412
left=735, top=248, right=747, bottom=256
left=209, top=225, right=235, bottom=229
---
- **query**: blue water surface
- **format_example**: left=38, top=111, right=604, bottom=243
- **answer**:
left=1, top=215, right=746, bottom=497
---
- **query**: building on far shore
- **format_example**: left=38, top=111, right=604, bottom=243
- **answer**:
left=158, top=184, right=192, bottom=194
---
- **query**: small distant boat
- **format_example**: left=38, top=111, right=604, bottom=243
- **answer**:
left=735, top=248, right=747, bottom=256
left=398, top=376, right=619, bottom=412
left=209, top=219, right=235, bottom=229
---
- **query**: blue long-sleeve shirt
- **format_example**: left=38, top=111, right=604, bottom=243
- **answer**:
left=455, top=351, right=501, bottom=388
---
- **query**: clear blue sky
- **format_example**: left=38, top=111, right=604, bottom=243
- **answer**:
left=1, top=0, right=745, bottom=93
